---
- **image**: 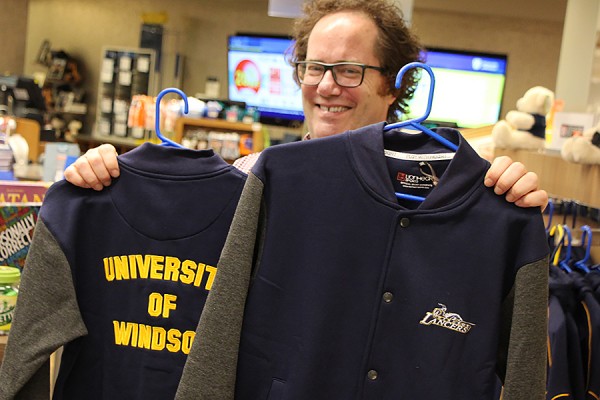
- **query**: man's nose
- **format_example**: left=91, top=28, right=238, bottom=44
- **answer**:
left=316, top=70, right=342, bottom=95
left=320, top=69, right=337, bottom=85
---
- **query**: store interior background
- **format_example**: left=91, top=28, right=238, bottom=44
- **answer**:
left=1, top=0, right=578, bottom=136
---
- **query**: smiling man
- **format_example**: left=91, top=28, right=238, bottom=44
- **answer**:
left=298, top=11, right=397, bottom=139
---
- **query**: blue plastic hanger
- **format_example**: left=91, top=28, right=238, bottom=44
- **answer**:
left=558, top=224, right=574, bottom=274
left=384, top=62, right=458, bottom=202
left=561, top=200, right=578, bottom=228
left=155, top=87, right=189, bottom=148
left=573, top=225, right=592, bottom=273
left=383, top=62, right=459, bottom=151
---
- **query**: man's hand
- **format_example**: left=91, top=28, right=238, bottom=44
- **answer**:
left=484, top=156, right=549, bottom=211
left=63, top=144, right=120, bottom=190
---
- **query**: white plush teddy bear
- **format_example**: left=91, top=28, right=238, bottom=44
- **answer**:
left=492, top=86, right=555, bottom=150
left=561, top=123, right=600, bottom=164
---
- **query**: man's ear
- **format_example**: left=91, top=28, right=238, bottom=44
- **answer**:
left=385, top=85, right=398, bottom=107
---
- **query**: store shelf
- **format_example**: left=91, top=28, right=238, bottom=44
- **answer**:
left=95, top=47, right=156, bottom=139
left=174, top=117, right=263, bottom=152
left=75, top=116, right=264, bottom=157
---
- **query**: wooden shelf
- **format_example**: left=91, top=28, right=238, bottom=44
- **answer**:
left=75, top=118, right=264, bottom=158
left=174, top=117, right=264, bottom=153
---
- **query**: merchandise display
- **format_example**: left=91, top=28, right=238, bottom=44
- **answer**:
left=0, top=143, right=246, bottom=399
left=174, top=117, right=264, bottom=161
left=176, top=123, right=549, bottom=399
left=41, top=49, right=87, bottom=140
left=545, top=219, right=600, bottom=398
left=547, top=265, right=600, bottom=399
left=96, top=47, right=155, bottom=139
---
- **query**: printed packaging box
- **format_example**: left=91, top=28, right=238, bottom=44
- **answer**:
left=0, top=204, right=40, bottom=271
left=0, top=181, right=51, bottom=203
left=546, top=112, right=597, bottom=151
left=0, top=181, right=49, bottom=270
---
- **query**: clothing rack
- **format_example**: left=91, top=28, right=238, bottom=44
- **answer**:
left=546, top=196, right=600, bottom=397
left=545, top=198, right=600, bottom=262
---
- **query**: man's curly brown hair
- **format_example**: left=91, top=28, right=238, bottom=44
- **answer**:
left=289, top=0, right=424, bottom=122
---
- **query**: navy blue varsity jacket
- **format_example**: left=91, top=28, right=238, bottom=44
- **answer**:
left=0, top=143, right=246, bottom=399
left=176, top=122, right=550, bottom=400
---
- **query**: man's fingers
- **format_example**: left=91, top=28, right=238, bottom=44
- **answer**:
left=63, top=163, right=92, bottom=189
left=63, top=144, right=119, bottom=190
left=514, top=190, right=549, bottom=211
left=484, top=156, right=548, bottom=210
left=484, top=156, right=513, bottom=189
left=97, top=144, right=120, bottom=178
left=503, top=171, right=538, bottom=202
left=491, top=161, right=528, bottom=196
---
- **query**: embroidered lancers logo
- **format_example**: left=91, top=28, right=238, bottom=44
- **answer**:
left=419, top=304, right=475, bottom=334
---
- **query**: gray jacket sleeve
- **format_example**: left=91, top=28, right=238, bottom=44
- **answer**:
left=499, top=256, right=549, bottom=400
left=175, top=172, right=264, bottom=400
left=0, top=220, right=87, bottom=400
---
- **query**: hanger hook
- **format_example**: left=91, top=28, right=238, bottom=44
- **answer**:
left=559, top=224, right=573, bottom=273
left=155, top=87, right=189, bottom=148
left=574, top=225, right=592, bottom=273
left=383, top=61, right=457, bottom=151
left=394, top=61, right=435, bottom=124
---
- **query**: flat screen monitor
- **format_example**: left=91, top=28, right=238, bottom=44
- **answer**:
left=227, top=34, right=304, bottom=127
left=406, top=48, right=508, bottom=129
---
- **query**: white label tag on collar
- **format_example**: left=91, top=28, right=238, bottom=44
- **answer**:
left=398, top=128, right=422, bottom=134
left=384, top=149, right=455, bottom=161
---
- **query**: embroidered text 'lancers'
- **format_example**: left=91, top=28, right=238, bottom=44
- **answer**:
left=419, top=303, right=475, bottom=334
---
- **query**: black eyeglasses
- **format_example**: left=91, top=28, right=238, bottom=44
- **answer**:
left=295, top=61, right=385, bottom=88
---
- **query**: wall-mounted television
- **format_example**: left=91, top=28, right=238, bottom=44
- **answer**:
left=227, top=33, right=304, bottom=127
left=406, top=47, right=508, bottom=129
